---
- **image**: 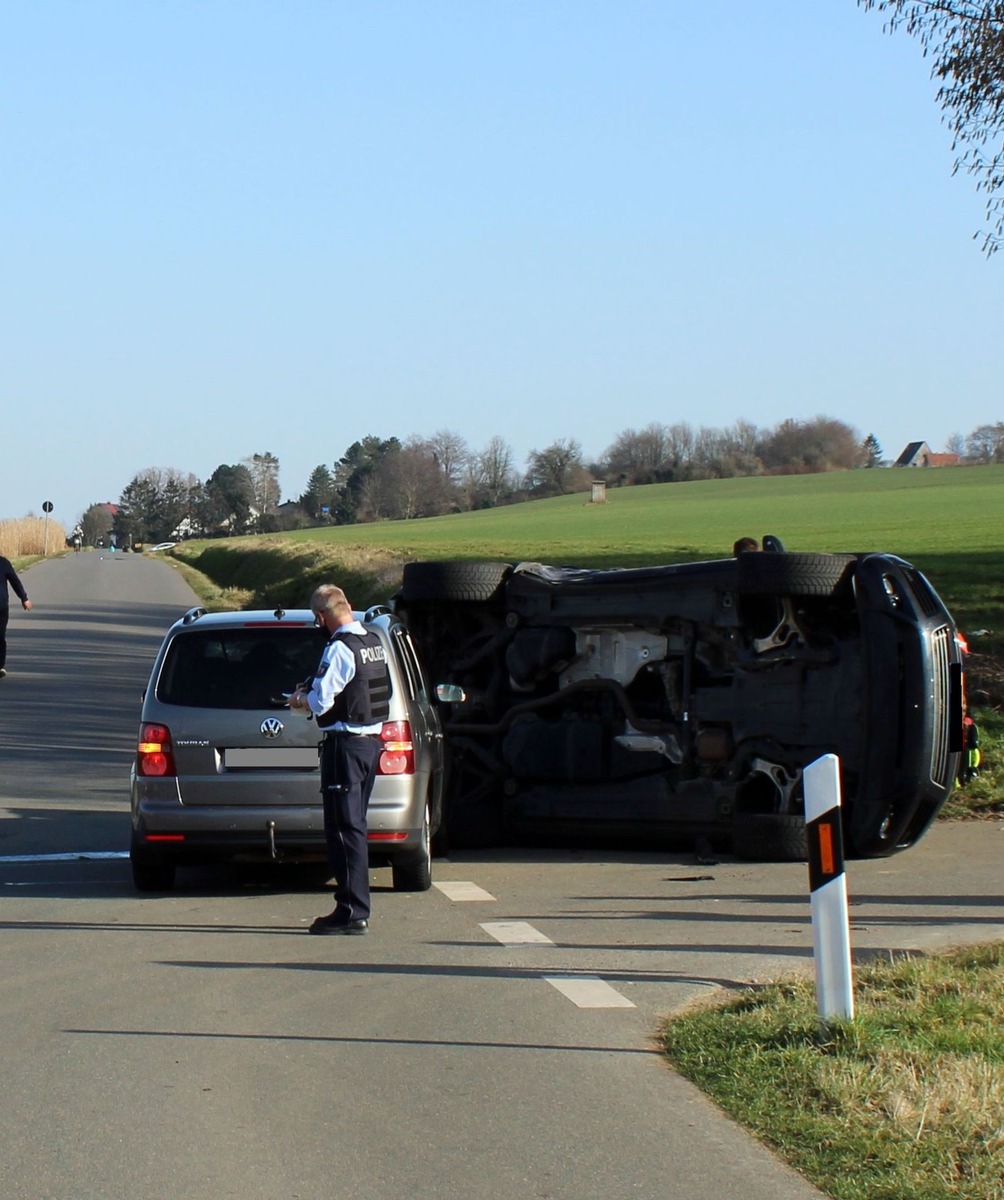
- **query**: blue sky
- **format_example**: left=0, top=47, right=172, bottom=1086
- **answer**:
left=3, top=1, right=1001, bottom=524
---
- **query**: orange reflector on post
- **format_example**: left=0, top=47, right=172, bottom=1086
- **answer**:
left=818, top=821, right=835, bottom=878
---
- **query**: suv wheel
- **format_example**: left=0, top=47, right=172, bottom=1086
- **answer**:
left=399, top=561, right=511, bottom=603
left=391, top=803, right=433, bottom=892
left=737, top=552, right=856, bottom=597
left=131, top=856, right=177, bottom=892
left=732, top=812, right=809, bottom=862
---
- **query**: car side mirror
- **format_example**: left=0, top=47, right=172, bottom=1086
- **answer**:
left=436, top=683, right=467, bottom=704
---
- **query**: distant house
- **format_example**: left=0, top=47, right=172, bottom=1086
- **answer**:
left=894, top=442, right=960, bottom=468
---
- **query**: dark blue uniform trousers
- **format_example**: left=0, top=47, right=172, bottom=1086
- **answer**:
left=320, top=732, right=382, bottom=922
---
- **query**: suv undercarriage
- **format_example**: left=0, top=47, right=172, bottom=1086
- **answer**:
left=392, top=546, right=965, bottom=861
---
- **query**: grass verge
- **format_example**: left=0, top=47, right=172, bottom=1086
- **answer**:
left=661, top=942, right=1004, bottom=1200
left=164, top=554, right=253, bottom=612
left=170, top=540, right=403, bottom=611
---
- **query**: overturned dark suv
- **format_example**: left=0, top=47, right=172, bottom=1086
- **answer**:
left=392, top=542, right=966, bottom=860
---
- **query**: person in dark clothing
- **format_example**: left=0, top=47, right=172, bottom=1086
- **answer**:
left=289, top=583, right=392, bottom=936
left=0, top=556, right=32, bottom=678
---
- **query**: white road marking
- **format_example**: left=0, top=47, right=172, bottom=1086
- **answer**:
left=480, top=920, right=553, bottom=946
left=0, top=851, right=129, bottom=863
left=434, top=880, right=497, bottom=902
left=544, top=976, right=636, bottom=1009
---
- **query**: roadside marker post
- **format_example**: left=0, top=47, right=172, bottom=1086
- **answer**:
left=804, top=754, right=855, bottom=1022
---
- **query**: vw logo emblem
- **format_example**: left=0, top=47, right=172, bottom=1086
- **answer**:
left=260, top=717, right=284, bottom=739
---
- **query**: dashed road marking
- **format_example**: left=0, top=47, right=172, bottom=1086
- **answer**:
left=480, top=920, right=553, bottom=946
left=545, top=976, right=636, bottom=1008
left=434, top=881, right=497, bottom=902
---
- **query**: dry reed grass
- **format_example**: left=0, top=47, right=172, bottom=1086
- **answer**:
left=0, top=516, right=68, bottom=559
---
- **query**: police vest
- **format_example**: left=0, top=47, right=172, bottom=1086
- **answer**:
left=316, top=630, right=392, bottom=728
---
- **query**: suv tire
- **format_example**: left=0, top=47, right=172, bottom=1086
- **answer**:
left=400, top=561, right=512, bottom=603
left=391, top=803, right=433, bottom=891
left=732, top=812, right=809, bottom=862
left=131, top=857, right=177, bottom=892
left=737, top=552, right=856, bottom=597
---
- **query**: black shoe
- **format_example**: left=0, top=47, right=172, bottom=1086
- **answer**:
left=308, top=915, right=369, bottom=936
left=0, top=668, right=6, bottom=679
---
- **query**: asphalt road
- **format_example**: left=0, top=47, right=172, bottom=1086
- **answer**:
left=2, top=552, right=1002, bottom=1200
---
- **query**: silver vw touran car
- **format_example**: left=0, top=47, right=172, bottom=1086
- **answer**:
left=129, top=604, right=444, bottom=892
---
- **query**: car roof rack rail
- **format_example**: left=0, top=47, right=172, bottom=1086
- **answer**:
left=182, top=606, right=208, bottom=625
left=364, top=604, right=392, bottom=622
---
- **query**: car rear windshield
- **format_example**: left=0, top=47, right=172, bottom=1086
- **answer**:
left=157, top=627, right=328, bottom=710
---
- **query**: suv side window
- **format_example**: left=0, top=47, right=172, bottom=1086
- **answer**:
left=157, top=628, right=326, bottom=709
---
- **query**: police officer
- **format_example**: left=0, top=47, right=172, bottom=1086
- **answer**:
left=289, top=584, right=391, bottom=935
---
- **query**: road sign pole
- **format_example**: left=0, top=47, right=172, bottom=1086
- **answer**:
left=42, top=500, right=54, bottom=556
left=804, top=754, right=854, bottom=1022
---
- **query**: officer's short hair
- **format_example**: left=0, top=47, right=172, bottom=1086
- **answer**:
left=310, top=584, right=353, bottom=622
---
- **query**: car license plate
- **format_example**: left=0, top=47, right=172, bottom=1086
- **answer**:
left=225, top=748, right=318, bottom=770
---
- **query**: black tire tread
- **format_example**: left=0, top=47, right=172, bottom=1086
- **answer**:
left=391, top=850, right=432, bottom=892
left=400, top=560, right=512, bottom=603
left=732, top=812, right=809, bottom=862
left=131, top=857, right=177, bottom=892
left=737, top=552, right=856, bottom=598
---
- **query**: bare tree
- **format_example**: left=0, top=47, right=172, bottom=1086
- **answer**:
left=965, top=421, right=1004, bottom=461
left=691, top=426, right=729, bottom=478
left=242, top=452, right=280, bottom=527
left=425, top=429, right=470, bottom=488
left=664, top=422, right=696, bottom=478
left=718, top=419, right=763, bottom=476
left=859, top=1, right=1004, bottom=253
left=468, top=435, right=517, bottom=507
left=525, top=438, right=589, bottom=497
left=392, top=441, right=454, bottom=518
left=602, top=423, right=670, bottom=483
left=403, top=435, right=463, bottom=513
left=946, top=431, right=967, bottom=456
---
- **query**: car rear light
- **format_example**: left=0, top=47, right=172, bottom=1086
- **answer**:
left=137, top=722, right=177, bottom=777
left=367, top=831, right=408, bottom=842
left=377, top=720, right=415, bottom=775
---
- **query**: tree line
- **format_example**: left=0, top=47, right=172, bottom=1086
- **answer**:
left=87, top=417, right=1004, bottom=545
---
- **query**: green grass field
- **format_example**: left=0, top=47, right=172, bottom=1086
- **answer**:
left=178, top=464, right=1004, bottom=643
left=274, top=464, right=1004, bottom=570
left=194, top=464, right=1001, bottom=648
